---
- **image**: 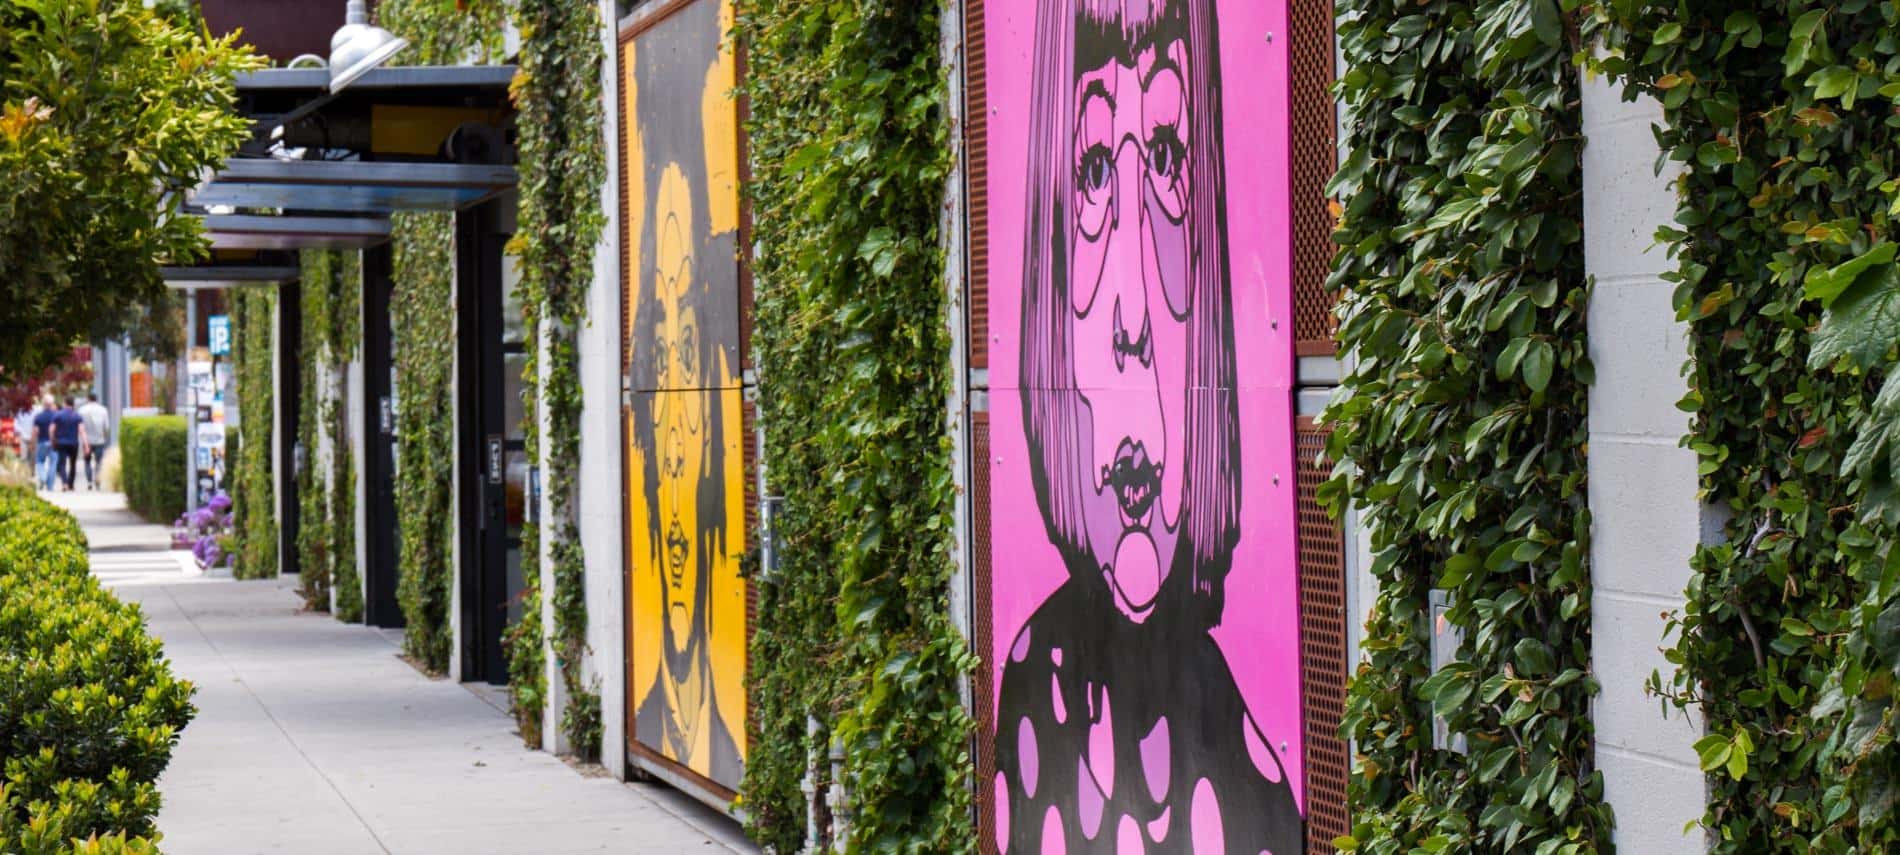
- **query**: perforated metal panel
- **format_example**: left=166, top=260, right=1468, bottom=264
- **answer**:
left=964, top=0, right=990, bottom=372
left=1298, top=418, right=1350, bottom=852
left=743, top=398, right=759, bottom=678
left=971, top=411, right=997, bottom=855
left=1291, top=0, right=1339, bottom=357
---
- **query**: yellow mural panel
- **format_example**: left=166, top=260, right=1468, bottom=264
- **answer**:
left=622, top=0, right=747, bottom=792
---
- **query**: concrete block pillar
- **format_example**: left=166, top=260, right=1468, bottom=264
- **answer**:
left=1581, top=68, right=1708, bottom=852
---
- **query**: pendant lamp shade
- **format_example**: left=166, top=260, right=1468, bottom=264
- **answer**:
left=329, top=0, right=408, bottom=92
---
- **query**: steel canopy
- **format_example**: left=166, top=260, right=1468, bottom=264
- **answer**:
left=191, top=160, right=519, bottom=215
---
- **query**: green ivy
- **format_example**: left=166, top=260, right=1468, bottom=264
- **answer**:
left=740, top=1, right=973, bottom=850
left=378, top=0, right=506, bottom=676
left=1593, top=3, right=1900, bottom=849
left=1322, top=1, right=1609, bottom=852
left=295, top=253, right=333, bottom=612
left=294, top=248, right=362, bottom=621
left=230, top=287, right=277, bottom=579
left=387, top=210, right=457, bottom=670
left=511, top=0, right=606, bottom=761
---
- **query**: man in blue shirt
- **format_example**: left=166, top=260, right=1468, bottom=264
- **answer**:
left=31, top=396, right=56, bottom=491
left=51, top=398, right=85, bottom=492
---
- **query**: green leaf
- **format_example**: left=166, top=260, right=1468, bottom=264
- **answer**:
left=1514, top=638, right=1556, bottom=676
left=1653, top=22, right=1682, bottom=45
left=1809, top=262, right=1900, bottom=370
left=1498, top=337, right=1531, bottom=380
left=1530, top=0, right=1564, bottom=49
left=1808, top=66, right=1857, bottom=100
left=1803, top=242, right=1896, bottom=307
left=1522, top=341, right=1555, bottom=393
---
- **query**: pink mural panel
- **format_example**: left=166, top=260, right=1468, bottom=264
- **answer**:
left=984, top=1, right=1299, bottom=852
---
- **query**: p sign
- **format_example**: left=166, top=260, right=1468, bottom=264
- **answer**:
left=208, top=314, right=232, bottom=357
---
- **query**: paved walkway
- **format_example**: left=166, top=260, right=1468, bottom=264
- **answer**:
left=44, top=491, right=752, bottom=855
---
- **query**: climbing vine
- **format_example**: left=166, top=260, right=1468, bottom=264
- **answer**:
left=379, top=0, right=506, bottom=676
left=295, top=252, right=333, bottom=612
left=230, top=287, right=277, bottom=579
left=511, top=0, right=606, bottom=760
left=740, top=1, right=973, bottom=850
left=1593, top=3, right=1900, bottom=850
left=294, top=248, right=362, bottom=621
left=1322, top=1, right=1608, bottom=851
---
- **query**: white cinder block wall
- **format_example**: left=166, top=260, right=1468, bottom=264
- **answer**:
left=1580, top=69, right=1709, bottom=852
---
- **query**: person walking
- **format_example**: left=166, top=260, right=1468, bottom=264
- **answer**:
left=78, top=393, right=110, bottom=490
left=51, top=397, right=84, bottom=492
left=31, top=395, right=56, bottom=491
left=12, top=406, right=33, bottom=464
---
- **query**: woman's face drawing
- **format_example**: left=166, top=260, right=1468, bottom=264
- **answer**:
left=1066, top=20, right=1195, bottom=623
left=651, top=163, right=707, bottom=657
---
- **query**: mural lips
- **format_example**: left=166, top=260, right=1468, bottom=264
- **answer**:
left=1106, top=438, right=1160, bottom=526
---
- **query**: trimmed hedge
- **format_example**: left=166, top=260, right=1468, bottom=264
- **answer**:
left=119, top=416, right=186, bottom=525
left=0, top=486, right=195, bottom=852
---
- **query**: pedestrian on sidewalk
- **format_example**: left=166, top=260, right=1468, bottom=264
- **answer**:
left=31, top=395, right=56, bottom=490
left=11, top=407, right=29, bottom=460
left=51, top=397, right=84, bottom=492
left=79, top=393, right=110, bottom=490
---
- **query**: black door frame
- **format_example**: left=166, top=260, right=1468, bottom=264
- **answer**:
left=456, top=198, right=512, bottom=684
left=361, top=244, right=404, bottom=628
left=278, top=279, right=302, bottom=579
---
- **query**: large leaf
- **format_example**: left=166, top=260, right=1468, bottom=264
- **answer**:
left=1804, top=243, right=1897, bottom=307
left=1810, top=263, right=1900, bottom=371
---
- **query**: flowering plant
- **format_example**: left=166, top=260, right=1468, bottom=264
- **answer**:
left=176, top=492, right=235, bottom=570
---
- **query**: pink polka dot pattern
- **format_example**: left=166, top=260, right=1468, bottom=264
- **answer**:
left=1191, top=777, right=1223, bottom=852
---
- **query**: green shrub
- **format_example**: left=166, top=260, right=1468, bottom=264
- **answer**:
left=118, top=416, right=186, bottom=524
left=0, top=486, right=194, bottom=851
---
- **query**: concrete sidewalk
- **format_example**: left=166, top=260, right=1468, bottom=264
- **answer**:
left=47, top=491, right=753, bottom=854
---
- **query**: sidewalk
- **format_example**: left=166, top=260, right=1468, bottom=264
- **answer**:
left=44, top=491, right=753, bottom=854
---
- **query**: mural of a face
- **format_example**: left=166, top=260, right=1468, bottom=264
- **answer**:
left=1066, top=21, right=1196, bottom=621
left=1020, top=0, right=1241, bottom=629
left=652, top=165, right=707, bottom=662
left=623, top=0, right=746, bottom=793
left=992, top=0, right=1303, bottom=851
left=649, top=165, right=712, bottom=738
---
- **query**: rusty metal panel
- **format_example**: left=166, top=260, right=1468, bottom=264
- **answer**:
left=964, top=0, right=990, bottom=373
left=1298, top=417, right=1350, bottom=852
left=1291, top=0, right=1340, bottom=357
left=971, top=411, right=997, bottom=855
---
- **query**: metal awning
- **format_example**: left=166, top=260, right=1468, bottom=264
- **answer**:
left=191, top=159, right=518, bottom=214
left=168, top=64, right=517, bottom=280
left=161, top=265, right=300, bottom=285
left=204, top=214, right=391, bottom=251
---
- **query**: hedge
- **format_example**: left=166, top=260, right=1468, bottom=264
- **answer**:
left=119, top=416, right=186, bottom=525
left=0, top=485, right=195, bottom=852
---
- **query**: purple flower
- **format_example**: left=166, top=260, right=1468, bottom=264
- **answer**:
left=206, top=493, right=232, bottom=514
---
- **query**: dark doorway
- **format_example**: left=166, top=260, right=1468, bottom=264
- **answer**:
left=456, top=197, right=528, bottom=684
left=362, top=244, right=403, bottom=628
left=279, top=279, right=302, bottom=579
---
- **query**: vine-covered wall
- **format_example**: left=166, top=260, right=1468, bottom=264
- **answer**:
left=230, top=287, right=277, bottom=580
left=376, top=0, right=603, bottom=755
left=378, top=0, right=506, bottom=677
left=741, top=1, right=972, bottom=849
left=1597, top=3, right=1900, bottom=850
left=510, top=0, right=606, bottom=760
left=294, top=248, right=362, bottom=621
left=1324, top=1, right=1607, bottom=851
